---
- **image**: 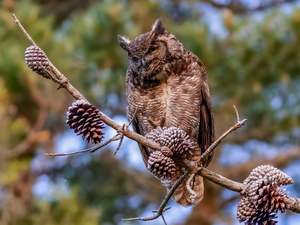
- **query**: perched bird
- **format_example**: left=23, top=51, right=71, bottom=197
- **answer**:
left=118, top=18, right=214, bottom=206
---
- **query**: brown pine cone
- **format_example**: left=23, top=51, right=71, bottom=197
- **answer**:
left=146, top=126, right=194, bottom=158
left=237, top=197, right=278, bottom=225
left=147, top=151, right=176, bottom=180
left=237, top=197, right=256, bottom=222
left=25, top=45, right=51, bottom=79
left=247, top=179, right=289, bottom=214
left=244, top=165, right=293, bottom=187
left=66, top=100, right=104, bottom=144
left=237, top=165, right=293, bottom=225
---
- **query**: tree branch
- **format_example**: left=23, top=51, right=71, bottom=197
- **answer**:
left=13, top=14, right=161, bottom=153
left=199, top=167, right=246, bottom=192
left=286, top=196, right=300, bottom=214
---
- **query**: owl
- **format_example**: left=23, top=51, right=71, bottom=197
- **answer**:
left=118, top=18, right=215, bottom=206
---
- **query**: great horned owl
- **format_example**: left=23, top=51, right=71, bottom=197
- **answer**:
left=118, top=18, right=214, bottom=206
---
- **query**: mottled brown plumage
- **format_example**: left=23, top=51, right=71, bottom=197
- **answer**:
left=118, top=18, right=215, bottom=206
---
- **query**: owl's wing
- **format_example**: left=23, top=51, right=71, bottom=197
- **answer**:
left=198, top=81, right=215, bottom=167
left=132, top=118, right=150, bottom=167
left=126, top=70, right=150, bottom=167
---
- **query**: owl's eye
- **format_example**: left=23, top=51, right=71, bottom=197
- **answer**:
left=149, top=46, right=158, bottom=54
left=131, top=57, right=139, bottom=62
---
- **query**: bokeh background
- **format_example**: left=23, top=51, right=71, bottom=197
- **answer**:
left=1, top=0, right=300, bottom=224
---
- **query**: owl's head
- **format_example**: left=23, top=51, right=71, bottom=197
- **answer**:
left=118, top=18, right=179, bottom=80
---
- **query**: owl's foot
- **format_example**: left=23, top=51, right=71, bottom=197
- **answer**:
left=186, top=172, right=198, bottom=204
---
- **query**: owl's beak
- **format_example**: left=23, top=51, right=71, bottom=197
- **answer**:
left=141, top=59, right=146, bottom=67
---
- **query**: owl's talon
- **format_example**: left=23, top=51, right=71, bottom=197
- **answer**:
left=186, top=172, right=197, bottom=203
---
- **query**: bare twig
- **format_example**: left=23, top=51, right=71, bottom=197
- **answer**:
left=112, top=107, right=138, bottom=156
left=13, top=14, right=37, bottom=46
left=90, top=134, right=121, bottom=153
left=112, top=136, right=124, bottom=156
left=112, top=125, right=125, bottom=156
left=46, top=134, right=121, bottom=156
left=152, top=207, right=171, bottom=213
left=233, top=105, right=239, bottom=122
left=161, top=214, right=167, bottom=225
left=122, top=171, right=189, bottom=222
left=45, top=148, right=91, bottom=157
left=198, top=105, right=247, bottom=165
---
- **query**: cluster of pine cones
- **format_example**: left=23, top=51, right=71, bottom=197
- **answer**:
left=146, top=126, right=194, bottom=180
left=237, top=165, right=293, bottom=225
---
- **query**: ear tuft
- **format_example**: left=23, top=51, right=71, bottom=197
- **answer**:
left=152, top=18, right=165, bottom=36
left=118, top=35, right=130, bottom=51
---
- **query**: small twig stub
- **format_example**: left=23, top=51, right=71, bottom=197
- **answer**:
left=13, top=14, right=37, bottom=46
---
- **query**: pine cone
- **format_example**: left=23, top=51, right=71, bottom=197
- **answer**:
left=244, top=165, right=293, bottom=187
left=237, top=165, right=293, bottom=225
left=66, top=100, right=104, bottom=144
left=237, top=197, right=278, bottom=225
left=147, top=151, right=176, bottom=180
left=146, top=126, right=194, bottom=158
left=25, top=45, right=51, bottom=79
left=247, top=179, right=289, bottom=214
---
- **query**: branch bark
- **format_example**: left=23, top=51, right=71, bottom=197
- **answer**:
left=198, top=167, right=246, bottom=192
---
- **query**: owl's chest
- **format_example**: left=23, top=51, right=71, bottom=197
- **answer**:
left=127, top=75, right=201, bottom=135
left=128, top=82, right=171, bottom=125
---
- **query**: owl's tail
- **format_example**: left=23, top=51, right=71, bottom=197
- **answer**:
left=162, top=174, right=204, bottom=207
